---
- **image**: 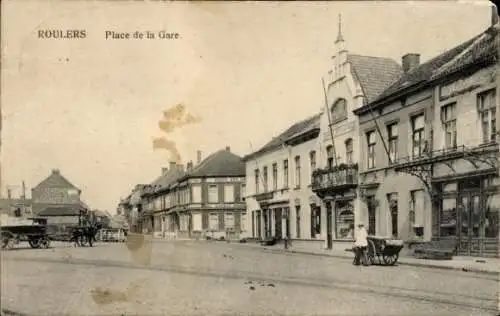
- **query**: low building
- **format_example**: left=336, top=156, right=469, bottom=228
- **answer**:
left=244, top=113, right=322, bottom=247
left=353, top=21, right=499, bottom=257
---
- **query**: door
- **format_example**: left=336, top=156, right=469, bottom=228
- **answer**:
left=263, top=210, right=269, bottom=238
left=458, top=193, right=482, bottom=256
left=275, top=208, right=282, bottom=239
left=326, top=203, right=333, bottom=249
left=256, top=211, right=262, bottom=239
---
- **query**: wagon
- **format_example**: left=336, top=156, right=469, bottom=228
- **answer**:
left=1, top=224, right=51, bottom=250
left=366, top=236, right=404, bottom=266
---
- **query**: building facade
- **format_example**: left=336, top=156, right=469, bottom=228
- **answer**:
left=354, top=22, right=499, bottom=257
left=141, top=148, right=247, bottom=240
left=311, top=21, right=403, bottom=250
left=244, top=114, right=324, bottom=247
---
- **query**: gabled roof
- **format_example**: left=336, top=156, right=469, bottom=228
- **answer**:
left=243, top=113, right=321, bottom=161
left=355, top=24, right=498, bottom=115
left=33, top=169, right=79, bottom=190
left=143, top=167, right=185, bottom=196
left=347, top=54, right=403, bottom=103
left=181, top=149, right=245, bottom=179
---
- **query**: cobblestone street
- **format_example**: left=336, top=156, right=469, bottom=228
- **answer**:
left=1, top=240, right=498, bottom=315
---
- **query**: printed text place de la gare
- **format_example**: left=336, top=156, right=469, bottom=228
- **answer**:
left=105, top=31, right=180, bottom=40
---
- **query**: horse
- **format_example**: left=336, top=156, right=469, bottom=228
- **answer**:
left=69, top=224, right=100, bottom=247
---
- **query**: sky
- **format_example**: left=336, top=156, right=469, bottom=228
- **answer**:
left=1, top=0, right=494, bottom=214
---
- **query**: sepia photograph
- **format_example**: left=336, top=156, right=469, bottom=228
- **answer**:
left=1, top=1, right=499, bottom=315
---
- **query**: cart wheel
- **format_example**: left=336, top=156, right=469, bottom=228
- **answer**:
left=41, top=238, right=50, bottom=249
left=7, top=238, right=16, bottom=249
left=382, top=253, right=399, bottom=266
left=29, top=238, right=41, bottom=249
left=367, top=240, right=376, bottom=265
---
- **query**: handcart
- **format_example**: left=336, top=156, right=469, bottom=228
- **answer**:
left=366, top=236, right=404, bottom=266
left=1, top=224, right=50, bottom=250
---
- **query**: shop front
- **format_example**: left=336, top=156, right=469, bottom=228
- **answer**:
left=434, top=174, right=499, bottom=257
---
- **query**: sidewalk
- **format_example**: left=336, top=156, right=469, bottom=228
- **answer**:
left=240, top=242, right=500, bottom=276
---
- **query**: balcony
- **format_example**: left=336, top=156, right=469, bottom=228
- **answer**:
left=311, top=164, right=358, bottom=194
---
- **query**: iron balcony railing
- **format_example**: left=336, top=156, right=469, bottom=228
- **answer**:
left=311, top=165, right=358, bottom=191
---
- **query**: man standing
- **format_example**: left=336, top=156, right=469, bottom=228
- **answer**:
left=354, top=222, right=369, bottom=266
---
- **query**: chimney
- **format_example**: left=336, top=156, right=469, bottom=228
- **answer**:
left=169, top=161, right=176, bottom=170
left=225, top=146, right=231, bottom=152
left=187, top=161, right=193, bottom=172
left=492, top=4, right=499, bottom=26
left=52, top=169, right=60, bottom=174
left=402, top=53, right=420, bottom=73
left=196, top=150, right=202, bottom=164
left=161, top=167, right=169, bottom=175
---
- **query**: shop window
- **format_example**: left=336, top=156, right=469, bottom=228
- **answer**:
left=477, top=89, right=496, bottom=143
left=439, top=197, right=457, bottom=237
left=335, top=204, right=354, bottom=239
left=484, top=194, right=500, bottom=238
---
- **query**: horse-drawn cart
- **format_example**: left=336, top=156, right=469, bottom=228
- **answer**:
left=1, top=224, right=50, bottom=250
left=366, top=236, right=404, bottom=266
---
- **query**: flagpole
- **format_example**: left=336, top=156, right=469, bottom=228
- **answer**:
left=322, top=77, right=338, bottom=168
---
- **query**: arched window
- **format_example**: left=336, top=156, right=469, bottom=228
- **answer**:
left=345, top=138, right=353, bottom=164
left=331, top=98, right=348, bottom=123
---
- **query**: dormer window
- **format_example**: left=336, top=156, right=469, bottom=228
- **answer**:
left=330, top=98, right=348, bottom=123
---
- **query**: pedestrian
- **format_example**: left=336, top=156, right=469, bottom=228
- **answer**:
left=353, top=222, right=369, bottom=266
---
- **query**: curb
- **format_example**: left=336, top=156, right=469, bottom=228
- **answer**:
left=262, top=248, right=500, bottom=276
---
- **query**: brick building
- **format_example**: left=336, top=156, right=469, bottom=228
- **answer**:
left=353, top=21, right=499, bottom=257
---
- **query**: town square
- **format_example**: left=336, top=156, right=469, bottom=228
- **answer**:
left=1, top=1, right=499, bottom=315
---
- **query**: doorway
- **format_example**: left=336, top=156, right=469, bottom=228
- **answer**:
left=256, top=211, right=262, bottom=239
left=458, top=192, right=482, bottom=256
left=326, top=202, right=333, bottom=249
left=275, top=208, right=283, bottom=240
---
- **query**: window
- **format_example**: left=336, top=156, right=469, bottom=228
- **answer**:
left=331, top=98, right=347, bottom=123
left=345, top=139, right=353, bottom=164
left=241, top=184, right=246, bottom=201
left=478, top=89, right=496, bottom=143
left=224, top=212, right=235, bottom=229
left=294, top=156, right=301, bottom=188
left=295, top=205, right=301, bottom=238
left=272, top=163, right=278, bottom=191
left=263, top=166, right=268, bottom=192
left=192, top=185, right=202, bottom=203
left=254, top=169, right=260, bottom=194
left=209, top=212, right=219, bottom=231
left=224, top=184, right=234, bottom=203
left=208, top=184, right=218, bottom=203
left=387, top=123, right=398, bottom=164
left=283, top=160, right=289, bottom=188
left=13, top=208, right=21, bottom=217
left=366, top=131, right=376, bottom=169
left=441, top=103, right=457, bottom=149
left=411, top=114, right=426, bottom=158
left=326, top=145, right=334, bottom=168
left=309, top=151, right=316, bottom=171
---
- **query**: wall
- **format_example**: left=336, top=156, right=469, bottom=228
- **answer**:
left=32, top=187, right=80, bottom=205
